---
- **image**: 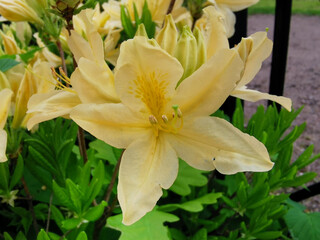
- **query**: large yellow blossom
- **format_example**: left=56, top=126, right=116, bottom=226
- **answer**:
left=70, top=36, right=273, bottom=225
left=0, top=88, right=13, bottom=162
left=189, top=7, right=291, bottom=110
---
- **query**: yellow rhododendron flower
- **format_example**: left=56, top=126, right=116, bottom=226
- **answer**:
left=0, top=88, right=13, bottom=162
left=12, top=61, right=57, bottom=128
left=70, top=36, right=273, bottom=225
left=198, top=6, right=292, bottom=110
left=0, top=0, right=44, bottom=25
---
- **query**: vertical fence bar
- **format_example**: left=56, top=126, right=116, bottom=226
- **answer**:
left=222, top=9, right=248, bottom=117
left=268, top=0, right=292, bottom=109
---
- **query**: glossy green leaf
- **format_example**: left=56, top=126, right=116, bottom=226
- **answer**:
left=89, top=139, right=121, bottom=165
left=107, top=209, right=179, bottom=240
left=76, top=231, right=88, bottom=240
left=192, top=228, right=207, bottom=240
left=159, top=193, right=222, bottom=212
left=9, top=155, right=24, bottom=190
left=0, top=58, right=20, bottom=72
left=61, top=218, right=82, bottom=230
left=37, top=229, right=50, bottom=240
left=83, top=201, right=107, bottom=222
left=285, top=203, right=320, bottom=240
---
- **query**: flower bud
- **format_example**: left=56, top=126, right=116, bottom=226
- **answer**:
left=193, top=26, right=207, bottom=70
left=174, top=25, right=197, bottom=85
left=156, top=14, right=178, bottom=55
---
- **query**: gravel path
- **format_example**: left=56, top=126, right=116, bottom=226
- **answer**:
left=246, top=14, right=320, bottom=210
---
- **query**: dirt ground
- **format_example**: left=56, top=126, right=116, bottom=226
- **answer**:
left=246, top=14, right=320, bottom=210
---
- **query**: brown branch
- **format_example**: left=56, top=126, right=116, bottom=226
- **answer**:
left=56, top=40, right=68, bottom=75
left=46, top=193, right=53, bottom=233
left=77, top=127, right=88, bottom=164
left=104, top=153, right=122, bottom=202
left=21, top=177, right=39, bottom=234
left=166, top=0, right=176, bottom=15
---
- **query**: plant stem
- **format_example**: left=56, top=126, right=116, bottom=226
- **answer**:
left=77, top=127, right=88, bottom=163
left=46, top=193, right=53, bottom=233
left=166, top=0, right=176, bottom=15
left=56, top=39, right=68, bottom=75
left=104, top=153, right=122, bottom=202
left=56, top=18, right=88, bottom=164
left=21, top=177, right=39, bottom=234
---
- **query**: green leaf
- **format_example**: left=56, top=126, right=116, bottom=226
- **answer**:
left=0, top=162, right=9, bottom=192
left=76, top=231, right=88, bottom=240
left=66, top=179, right=84, bottom=214
left=0, top=58, right=20, bottom=72
left=89, top=139, right=120, bottom=165
left=15, top=232, right=27, bottom=240
left=192, top=228, right=207, bottom=240
left=121, top=5, right=136, bottom=38
left=9, top=155, right=24, bottom=190
left=37, top=229, right=50, bottom=240
left=19, top=47, right=42, bottom=63
left=83, top=201, right=107, bottom=222
left=61, top=218, right=83, bottom=230
left=252, top=231, right=282, bottom=239
left=107, top=209, right=179, bottom=240
left=159, top=193, right=222, bottom=212
left=282, top=172, right=317, bottom=188
left=52, top=180, right=74, bottom=210
left=285, top=203, right=320, bottom=240
left=3, top=232, right=13, bottom=240
left=170, top=159, right=208, bottom=196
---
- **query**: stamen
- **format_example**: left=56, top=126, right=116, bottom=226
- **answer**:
left=161, top=115, right=169, bottom=123
left=149, top=115, right=158, bottom=125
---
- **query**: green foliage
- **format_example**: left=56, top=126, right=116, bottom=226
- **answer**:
left=285, top=200, right=320, bottom=240
left=107, top=209, right=179, bottom=240
left=169, top=159, right=208, bottom=196
left=120, top=1, right=156, bottom=40
left=0, top=57, right=20, bottom=72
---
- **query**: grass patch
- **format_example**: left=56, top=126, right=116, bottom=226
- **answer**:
left=249, top=0, right=320, bottom=15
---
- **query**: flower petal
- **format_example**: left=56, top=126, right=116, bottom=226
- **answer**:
left=118, top=132, right=178, bottom=225
left=71, top=58, right=120, bottom=104
left=170, top=116, right=273, bottom=174
left=114, top=36, right=183, bottom=114
left=68, top=10, right=105, bottom=66
left=27, top=90, right=81, bottom=130
left=70, top=103, right=149, bottom=149
left=216, top=0, right=259, bottom=11
left=198, top=6, right=229, bottom=59
left=232, top=86, right=292, bottom=111
left=0, top=88, right=13, bottom=129
left=0, top=129, right=8, bottom=162
left=173, top=48, right=243, bottom=116
left=235, top=31, right=273, bottom=87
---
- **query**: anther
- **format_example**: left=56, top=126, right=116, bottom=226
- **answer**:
left=149, top=115, right=158, bottom=125
left=162, top=115, right=169, bottom=123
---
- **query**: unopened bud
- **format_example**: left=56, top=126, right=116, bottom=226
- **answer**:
left=174, top=26, right=197, bottom=85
